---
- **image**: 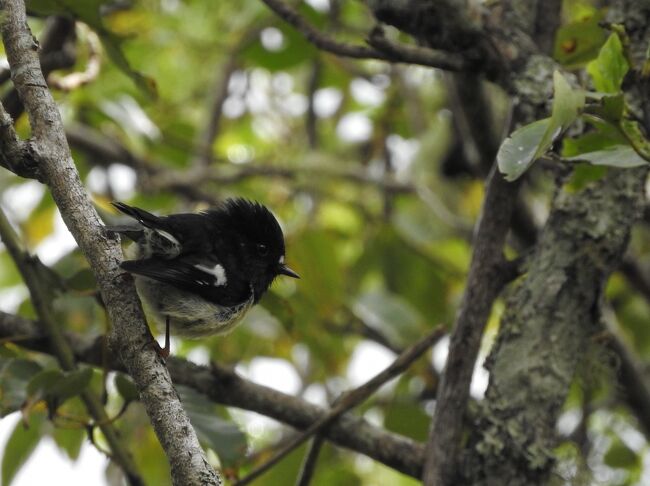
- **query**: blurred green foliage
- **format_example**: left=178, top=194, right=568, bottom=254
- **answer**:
left=0, top=0, right=649, bottom=485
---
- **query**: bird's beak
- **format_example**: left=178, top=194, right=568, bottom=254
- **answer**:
left=277, top=263, right=300, bottom=279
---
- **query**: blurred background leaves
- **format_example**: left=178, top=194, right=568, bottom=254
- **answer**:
left=0, top=0, right=649, bottom=485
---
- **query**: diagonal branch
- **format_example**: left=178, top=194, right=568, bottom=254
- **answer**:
left=423, top=167, right=519, bottom=485
left=260, top=0, right=467, bottom=70
left=0, top=103, right=41, bottom=180
left=0, top=1, right=221, bottom=484
left=0, top=311, right=429, bottom=479
left=235, top=326, right=445, bottom=485
left=0, top=206, right=143, bottom=485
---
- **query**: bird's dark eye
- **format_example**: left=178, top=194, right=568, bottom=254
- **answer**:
left=256, top=243, right=269, bottom=256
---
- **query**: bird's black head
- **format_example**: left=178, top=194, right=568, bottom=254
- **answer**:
left=207, top=198, right=299, bottom=300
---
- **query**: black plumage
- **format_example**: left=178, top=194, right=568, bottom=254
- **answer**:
left=109, top=198, right=299, bottom=356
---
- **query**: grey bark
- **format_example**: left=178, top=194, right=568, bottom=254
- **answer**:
left=460, top=1, right=650, bottom=483
left=463, top=167, right=648, bottom=485
left=0, top=1, right=220, bottom=484
left=0, top=311, right=427, bottom=479
left=369, top=1, right=649, bottom=485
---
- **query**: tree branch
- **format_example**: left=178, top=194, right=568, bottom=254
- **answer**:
left=2, top=15, right=76, bottom=120
left=0, top=102, right=41, bottom=180
left=191, top=24, right=264, bottom=167
left=422, top=1, right=559, bottom=482
left=0, top=311, right=429, bottom=479
left=260, top=0, right=467, bottom=71
left=0, top=1, right=221, bottom=484
left=235, top=326, right=445, bottom=485
left=65, top=123, right=417, bottom=195
left=463, top=167, right=648, bottom=485
left=423, top=166, right=520, bottom=485
left=0, top=206, right=143, bottom=485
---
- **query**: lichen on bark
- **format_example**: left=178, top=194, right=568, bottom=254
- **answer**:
left=462, top=167, right=648, bottom=485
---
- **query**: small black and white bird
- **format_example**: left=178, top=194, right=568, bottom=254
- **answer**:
left=109, top=198, right=299, bottom=357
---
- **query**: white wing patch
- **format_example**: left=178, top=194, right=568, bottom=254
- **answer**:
left=195, top=263, right=228, bottom=286
left=278, top=255, right=285, bottom=264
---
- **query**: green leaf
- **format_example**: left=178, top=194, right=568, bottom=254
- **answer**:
left=604, top=437, right=639, bottom=469
left=1, top=412, right=45, bottom=486
left=0, top=251, right=22, bottom=287
left=587, top=33, right=630, bottom=93
left=565, top=164, right=609, bottom=192
left=497, top=118, right=551, bottom=181
left=26, top=368, right=93, bottom=414
left=554, top=11, right=608, bottom=67
left=49, top=367, right=94, bottom=402
left=21, top=204, right=55, bottom=247
left=599, top=93, right=625, bottom=123
left=115, top=373, right=139, bottom=404
left=620, top=119, right=650, bottom=161
left=177, top=386, right=247, bottom=466
left=567, top=145, right=649, bottom=168
left=497, top=71, right=585, bottom=181
left=563, top=132, right=624, bottom=157
left=384, top=400, right=430, bottom=442
left=0, top=358, right=43, bottom=416
left=352, top=289, right=425, bottom=348
left=536, top=71, right=585, bottom=160
left=99, top=35, right=158, bottom=99
left=563, top=113, right=627, bottom=157
left=26, top=369, right=65, bottom=397
left=52, top=426, right=85, bottom=461
left=65, top=268, right=97, bottom=292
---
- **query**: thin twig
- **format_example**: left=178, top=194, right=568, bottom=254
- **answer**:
left=366, top=26, right=467, bottom=71
left=147, top=162, right=416, bottom=194
left=48, top=24, right=102, bottom=91
left=295, top=436, right=325, bottom=486
left=2, top=15, right=76, bottom=120
left=192, top=24, right=264, bottom=167
left=260, top=0, right=467, bottom=70
left=235, top=326, right=445, bottom=485
left=0, top=102, right=40, bottom=180
left=65, top=123, right=418, bottom=196
left=305, top=57, right=322, bottom=149
left=0, top=310, right=428, bottom=478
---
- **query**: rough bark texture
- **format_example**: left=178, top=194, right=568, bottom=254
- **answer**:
left=403, top=1, right=551, bottom=483
left=458, top=1, right=650, bottom=483
left=369, top=1, right=649, bottom=485
left=0, top=1, right=220, bottom=484
left=0, top=310, right=428, bottom=479
left=462, top=168, right=648, bottom=485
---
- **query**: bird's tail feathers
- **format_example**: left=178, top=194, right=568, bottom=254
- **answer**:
left=112, top=202, right=162, bottom=229
left=105, top=224, right=144, bottom=242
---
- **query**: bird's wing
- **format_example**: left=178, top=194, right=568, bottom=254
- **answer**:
left=121, top=256, right=249, bottom=306
left=112, top=201, right=186, bottom=257
left=112, top=202, right=166, bottom=229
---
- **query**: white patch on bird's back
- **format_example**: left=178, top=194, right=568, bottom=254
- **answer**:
left=195, top=263, right=228, bottom=286
left=278, top=255, right=284, bottom=264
